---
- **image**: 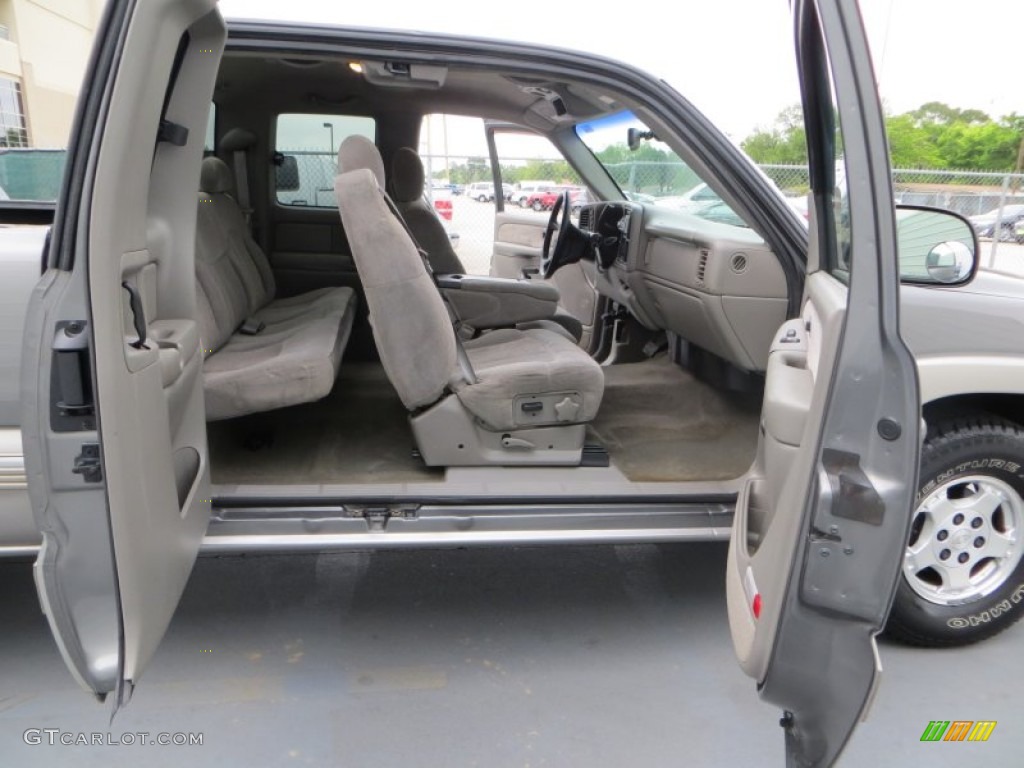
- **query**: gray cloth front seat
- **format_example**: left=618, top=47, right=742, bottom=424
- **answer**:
left=389, top=147, right=584, bottom=343
left=334, top=136, right=604, bottom=467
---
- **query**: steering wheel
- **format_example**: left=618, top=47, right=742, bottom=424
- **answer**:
left=541, top=190, right=586, bottom=279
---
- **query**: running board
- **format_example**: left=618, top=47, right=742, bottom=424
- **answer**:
left=201, top=501, right=735, bottom=554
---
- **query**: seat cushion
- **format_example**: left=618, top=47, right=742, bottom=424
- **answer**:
left=454, top=328, right=604, bottom=431
left=203, top=287, right=356, bottom=421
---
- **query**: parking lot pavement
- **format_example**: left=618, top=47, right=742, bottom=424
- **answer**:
left=981, top=241, right=1024, bottom=277
left=1, top=544, right=1022, bottom=767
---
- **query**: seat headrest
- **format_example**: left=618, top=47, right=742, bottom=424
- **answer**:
left=391, top=147, right=425, bottom=203
left=337, top=135, right=385, bottom=188
left=200, top=156, right=234, bottom=194
left=219, top=128, right=257, bottom=153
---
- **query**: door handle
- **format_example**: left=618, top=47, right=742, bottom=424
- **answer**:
left=121, top=281, right=149, bottom=349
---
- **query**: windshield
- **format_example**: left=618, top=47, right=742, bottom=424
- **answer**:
left=575, top=110, right=748, bottom=229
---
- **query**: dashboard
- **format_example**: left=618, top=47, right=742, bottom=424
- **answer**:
left=578, top=201, right=789, bottom=372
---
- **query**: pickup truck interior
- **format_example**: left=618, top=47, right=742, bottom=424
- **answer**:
left=182, top=38, right=795, bottom=500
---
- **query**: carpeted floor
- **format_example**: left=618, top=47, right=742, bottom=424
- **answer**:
left=587, top=355, right=761, bottom=482
left=208, top=363, right=443, bottom=485
left=208, top=355, right=761, bottom=486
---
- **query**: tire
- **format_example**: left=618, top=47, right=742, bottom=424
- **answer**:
left=532, top=199, right=543, bottom=211
left=886, top=416, right=1024, bottom=647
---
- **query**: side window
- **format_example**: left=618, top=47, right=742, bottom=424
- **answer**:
left=420, top=113, right=496, bottom=275
left=798, top=22, right=850, bottom=280
left=493, top=130, right=582, bottom=214
left=274, top=113, right=375, bottom=208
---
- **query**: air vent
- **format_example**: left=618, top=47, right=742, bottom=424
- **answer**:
left=696, top=248, right=710, bottom=287
left=730, top=252, right=748, bottom=274
left=578, top=208, right=592, bottom=230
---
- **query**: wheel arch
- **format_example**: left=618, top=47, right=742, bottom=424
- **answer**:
left=923, top=393, right=1024, bottom=437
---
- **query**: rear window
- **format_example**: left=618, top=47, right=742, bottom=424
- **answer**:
left=274, top=113, right=376, bottom=208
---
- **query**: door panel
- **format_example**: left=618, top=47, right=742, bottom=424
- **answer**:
left=21, top=0, right=223, bottom=707
left=492, top=210, right=546, bottom=278
left=269, top=212, right=359, bottom=298
left=492, top=211, right=601, bottom=349
left=726, top=0, right=921, bottom=764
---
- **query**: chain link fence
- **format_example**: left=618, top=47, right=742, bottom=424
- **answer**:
left=4, top=146, right=1022, bottom=273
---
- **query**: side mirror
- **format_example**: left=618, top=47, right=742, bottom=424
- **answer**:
left=925, top=241, right=974, bottom=283
left=896, top=205, right=978, bottom=285
left=273, top=153, right=300, bottom=191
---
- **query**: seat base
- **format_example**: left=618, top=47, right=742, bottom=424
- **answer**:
left=411, top=394, right=586, bottom=467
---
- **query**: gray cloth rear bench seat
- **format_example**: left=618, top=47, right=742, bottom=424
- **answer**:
left=195, top=157, right=356, bottom=421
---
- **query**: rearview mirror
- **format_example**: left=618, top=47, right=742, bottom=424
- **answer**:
left=896, top=205, right=977, bottom=285
left=626, top=127, right=656, bottom=151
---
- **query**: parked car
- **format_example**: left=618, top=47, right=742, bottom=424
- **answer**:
left=465, top=180, right=494, bottom=201
left=525, top=185, right=583, bottom=211
left=1, top=3, right=1023, bottom=766
left=466, top=181, right=511, bottom=201
left=511, top=180, right=556, bottom=206
left=657, top=181, right=724, bottom=212
left=969, top=203, right=1024, bottom=240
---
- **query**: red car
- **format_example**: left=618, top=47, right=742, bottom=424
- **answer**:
left=432, top=198, right=452, bottom=221
left=524, top=185, right=581, bottom=211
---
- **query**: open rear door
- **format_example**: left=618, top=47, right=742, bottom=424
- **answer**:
left=20, top=0, right=223, bottom=709
left=727, top=0, right=921, bottom=764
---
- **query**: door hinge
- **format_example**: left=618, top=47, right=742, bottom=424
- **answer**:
left=345, top=505, right=419, bottom=531
left=72, top=443, right=103, bottom=483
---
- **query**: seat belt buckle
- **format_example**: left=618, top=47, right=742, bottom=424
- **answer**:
left=239, top=317, right=266, bottom=335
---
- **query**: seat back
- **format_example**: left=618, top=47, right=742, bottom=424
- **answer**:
left=199, top=156, right=276, bottom=312
left=390, top=147, right=464, bottom=275
left=334, top=137, right=457, bottom=410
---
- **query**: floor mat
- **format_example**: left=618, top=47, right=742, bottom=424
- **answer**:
left=208, top=363, right=443, bottom=485
left=588, top=355, right=761, bottom=482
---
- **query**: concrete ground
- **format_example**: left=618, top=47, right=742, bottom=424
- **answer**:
left=1, top=543, right=1022, bottom=767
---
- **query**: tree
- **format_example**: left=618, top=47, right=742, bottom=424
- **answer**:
left=741, top=102, right=1024, bottom=172
left=741, top=107, right=808, bottom=165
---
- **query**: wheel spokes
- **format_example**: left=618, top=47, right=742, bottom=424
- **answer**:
left=936, top=562, right=974, bottom=593
left=978, top=530, right=1016, bottom=562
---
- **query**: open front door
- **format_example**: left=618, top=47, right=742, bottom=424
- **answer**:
left=20, top=0, right=223, bottom=709
left=727, top=0, right=921, bottom=764
left=486, top=123, right=602, bottom=350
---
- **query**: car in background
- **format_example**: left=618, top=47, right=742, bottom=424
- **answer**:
left=524, top=184, right=583, bottom=211
left=466, top=181, right=494, bottom=201
left=969, top=203, right=1024, bottom=240
left=467, top=181, right=512, bottom=202
left=657, top=182, right=724, bottom=212
left=511, top=180, right=556, bottom=207
left=427, top=182, right=453, bottom=220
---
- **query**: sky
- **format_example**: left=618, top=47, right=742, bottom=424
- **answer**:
left=218, top=0, right=1023, bottom=148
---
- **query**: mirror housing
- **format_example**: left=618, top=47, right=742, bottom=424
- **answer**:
left=627, top=127, right=655, bottom=151
left=896, top=205, right=978, bottom=285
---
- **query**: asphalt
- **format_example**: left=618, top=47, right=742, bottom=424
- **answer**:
left=1, top=543, right=1022, bottom=767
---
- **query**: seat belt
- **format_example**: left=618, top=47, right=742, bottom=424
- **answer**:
left=231, top=148, right=254, bottom=226
left=379, top=189, right=478, bottom=385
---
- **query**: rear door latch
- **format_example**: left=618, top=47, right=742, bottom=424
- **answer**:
left=72, top=443, right=103, bottom=483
